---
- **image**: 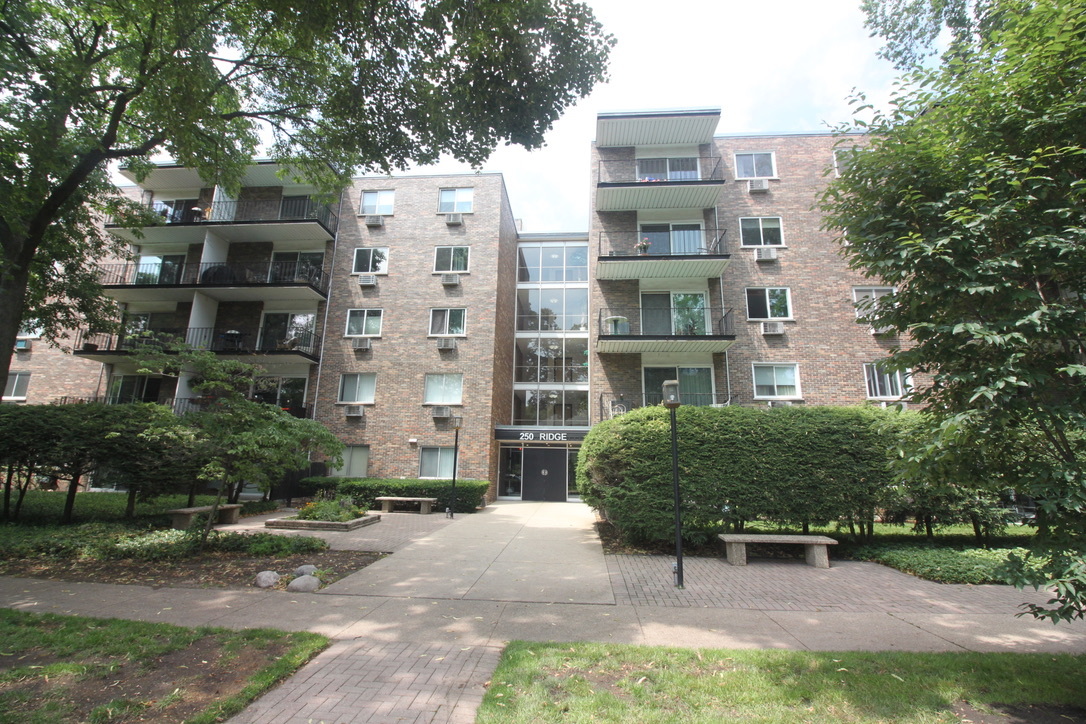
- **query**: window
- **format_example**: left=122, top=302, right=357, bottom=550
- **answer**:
left=360, top=190, right=394, bottom=215
left=420, top=447, right=457, bottom=478
left=753, top=364, right=799, bottom=398
left=734, top=152, right=776, bottom=179
left=253, top=377, right=307, bottom=411
left=346, top=309, right=383, bottom=336
left=424, top=373, right=462, bottom=404
left=853, top=287, right=894, bottom=324
left=434, top=246, right=469, bottom=273
left=834, top=147, right=862, bottom=177
left=259, top=312, right=316, bottom=352
left=740, top=217, right=783, bottom=246
left=438, top=188, right=473, bottom=213
left=518, top=243, right=589, bottom=282
left=513, top=389, right=589, bottom=426
left=516, top=288, right=589, bottom=331
left=636, top=157, right=699, bottom=181
left=339, top=373, right=376, bottom=404
left=515, top=337, right=589, bottom=383
left=331, top=446, right=370, bottom=477
left=430, top=308, right=466, bottom=336
left=746, top=288, right=792, bottom=319
left=353, top=247, right=389, bottom=274
left=865, top=363, right=909, bottom=399
left=3, top=372, right=30, bottom=401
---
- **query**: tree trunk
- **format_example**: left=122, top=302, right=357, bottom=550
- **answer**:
left=125, top=487, right=138, bottom=518
left=924, top=514, right=934, bottom=539
left=61, top=474, right=81, bottom=524
left=3, top=463, right=12, bottom=520
left=802, top=521, right=810, bottom=534
left=970, top=514, right=983, bottom=544
left=187, top=481, right=198, bottom=507
left=0, top=254, right=33, bottom=398
left=198, top=483, right=227, bottom=550
left=13, top=464, right=34, bottom=519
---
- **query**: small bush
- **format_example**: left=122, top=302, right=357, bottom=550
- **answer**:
left=848, top=544, right=1043, bottom=584
left=241, top=500, right=280, bottom=516
left=336, top=478, right=490, bottom=514
left=295, top=496, right=363, bottom=522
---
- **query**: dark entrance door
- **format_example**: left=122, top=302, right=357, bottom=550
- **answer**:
left=521, top=447, right=569, bottom=501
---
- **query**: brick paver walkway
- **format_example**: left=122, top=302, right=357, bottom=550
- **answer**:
left=229, top=640, right=501, bottom=724
left=608, top=556, right=1043, bottom=613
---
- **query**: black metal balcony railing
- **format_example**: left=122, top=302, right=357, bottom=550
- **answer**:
left=97, top=261, right=326, bottom=293
left=597, top=307, right=735, bottom=337
left=73, top=326, right=321, bottom=358
left=54, top=396, right=308, bottom=418
left=597, top=157, right=725, bottom=185
left=109, top=198, right=339, bottom=234
left=597, top=229, right=727, bottom=257
left=600, top=393, right=732, bottom=418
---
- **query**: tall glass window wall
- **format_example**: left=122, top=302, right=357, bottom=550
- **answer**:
left=513, top=242, right=589, bottom=426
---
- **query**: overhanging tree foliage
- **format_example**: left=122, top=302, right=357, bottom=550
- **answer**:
left=0, top=0, right=614, bottom=393
left=823, top=0, right=1086, bottom=621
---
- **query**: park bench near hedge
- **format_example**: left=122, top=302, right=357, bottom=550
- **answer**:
left=719, top=534, right=839, bottom=569
left=166, top=504, right=243, bottom=530
left=374, top=496, right=439, bottom=514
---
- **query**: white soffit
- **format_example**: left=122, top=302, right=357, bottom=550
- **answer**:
left=118, top=161, right=315, bottom=192
left=596, top=109, right=721, bottom=148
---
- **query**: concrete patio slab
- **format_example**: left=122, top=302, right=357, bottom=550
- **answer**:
left=491, top=602, right=644, bottom=645
left=892, top=613, right=1086, bottom=653
left=634, top=607, right=806, bottom=649
left=464, top=560, right=615, bottom=604
left=764, top=611, right=967, bottom=652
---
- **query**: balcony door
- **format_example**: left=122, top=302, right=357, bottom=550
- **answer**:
left=135, top=254, right=185, bottom=284
left=259, top=313, right=316, bottom=351
left=639, top=223, right=703, bottom=254
left=270, top=251, right=324, bottom=283
left=641, top=292, right=707, bottom=335
left=252, top=376, right=307, bottom=415
left=644, top=366, right=713, bottom=407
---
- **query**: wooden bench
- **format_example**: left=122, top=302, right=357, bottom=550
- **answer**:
left=719, top=534, right=839, bottom=569
left=374, top=496, right=439, bottom=514
left=166, top=504, right=243, bottom=530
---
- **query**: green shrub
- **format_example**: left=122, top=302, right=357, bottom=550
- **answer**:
left=235, top=533, right=327, bottom=557
left=579, top=405, right=912, bottom=546
left=7, top=491, right=221, bottom=526
left=240, top=500, right=280, bottom=516
left=335, top=478, right=490, bottom=514
left=295, top=496, right=363, bottom=522
left=847, top=544, right=1043, bottom=584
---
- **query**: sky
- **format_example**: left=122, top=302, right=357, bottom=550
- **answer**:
left=410, top=0, right=902, bottom=233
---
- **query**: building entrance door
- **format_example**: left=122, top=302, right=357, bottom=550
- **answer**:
left=521, top=447, right=570, bottom=501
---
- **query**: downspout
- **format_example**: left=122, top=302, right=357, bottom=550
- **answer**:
left=310, top=188, right=346, bottom=424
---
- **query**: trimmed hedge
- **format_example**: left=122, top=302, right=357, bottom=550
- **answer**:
left=297, top=477, right=489, bottom=514
left=578, top=405, right=914, bottom=546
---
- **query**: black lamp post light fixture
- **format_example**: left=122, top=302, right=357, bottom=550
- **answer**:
left=447, top=415, right=463, bottom=518
left=662, top=380, right=684, bottom=588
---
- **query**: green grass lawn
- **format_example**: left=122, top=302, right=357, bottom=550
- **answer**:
left=0, top=609, right=327, bottom=723
left=478, top=642, right=1086, bottom=723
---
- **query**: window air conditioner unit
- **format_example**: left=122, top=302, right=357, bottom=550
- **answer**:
left=748, top=178, right=770, bottom=193
left=768, top=400, right=793, bottom=407
left=445, top=213, right=463, bottom=225
left=437, top=338, right=458, bottom=350
left=441, top=273, right=461, bottom=286
left=761, top=321, right=785, bottom=335
left=351, top=337, right=372, bottom=350
left=364, top=215, right=385, bottom=227
left=344, top=405, right=365, bottom=418
left=14, top=339, right=31, bottom=351
left=430, top=405, right=451, bottom=418
left=755, top=247, right=778, bottom=261
left=357, top=274, right=378, bottom=287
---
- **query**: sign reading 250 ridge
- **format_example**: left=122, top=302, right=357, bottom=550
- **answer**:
left=495, top=429, right=587, bottom=442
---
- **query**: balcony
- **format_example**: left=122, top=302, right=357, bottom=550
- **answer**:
left=599, top=393, right=732, bottom=420
left=596, top=157, right=725, bottom=211
left=72, top=326, right=322, bottom=364
left=106, top=198, right=338, bottom=245
left=596, top=229, right=730, bottom=280
left=596, top=306, right=735, bottom=353
left=54, top=396, right=309, bottom=418
left=97, top=261, right=328, bottom=303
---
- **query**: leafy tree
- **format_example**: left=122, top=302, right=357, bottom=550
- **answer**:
left=0, top=0, right=614, bottom=394
left=861, top=0, right=1000, bottom=69
left=822, top=0, right=1086, bottom=620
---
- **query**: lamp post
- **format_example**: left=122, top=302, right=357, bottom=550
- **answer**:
left=448, top=416, right=463, bottom=518
left=662, top=380, right=683, bottom=588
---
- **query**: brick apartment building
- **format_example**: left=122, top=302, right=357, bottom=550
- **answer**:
left=7, top=107, right=905, bottom=502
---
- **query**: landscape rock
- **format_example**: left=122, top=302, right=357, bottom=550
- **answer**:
left=286, top=574, right=321, bottom=593
left=254, top=571, right=281, bottom=588
left=293, top=564, right=319, bottom=577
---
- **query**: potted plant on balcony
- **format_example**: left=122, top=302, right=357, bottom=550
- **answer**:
left=635, top=238, right=651, bottom=255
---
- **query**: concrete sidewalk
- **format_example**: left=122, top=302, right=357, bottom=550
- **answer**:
left=2, top=501, right=1085, bottom=724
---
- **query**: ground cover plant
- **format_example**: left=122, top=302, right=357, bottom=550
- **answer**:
left=0, top=609, right=327, bottom=723
left=301, top=476, right=491, bottom=514
left=477, top=642, right=1086, bottom=724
